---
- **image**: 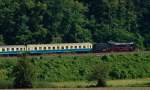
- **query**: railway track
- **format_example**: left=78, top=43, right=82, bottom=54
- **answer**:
left=0, top=51, right=149, bottom=59
left=35, top=51, right=150, bottom=57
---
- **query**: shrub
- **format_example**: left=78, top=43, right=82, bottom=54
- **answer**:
left=0, top=80, right=13, bottom=89
left=88, top=63, right=110, bottom=87
left=12, top=57, right=35, bottom=88
left=0, top=69, right=8, bottom=80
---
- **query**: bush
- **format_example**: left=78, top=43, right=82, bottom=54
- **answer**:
left=0, top=69, right=8, bottom=80
left=0, top=52, right=149, bottom=83
left=0, top=80, right=12, bottom=89
left=88, top=63, right=110, bottom=87
left=12, top=56, right=35, bottom=88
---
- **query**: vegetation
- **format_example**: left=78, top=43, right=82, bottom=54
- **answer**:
left=0, top=52, right=149, bottom=82
left=88, top=63, right=110, bottom=87
left=12, top=56, right=34, bottom=88
left=0, top=78, right=150, bottom=88
left=0, top=52, right=149, bottom=88
left=0, top=0, right=149, bottom=48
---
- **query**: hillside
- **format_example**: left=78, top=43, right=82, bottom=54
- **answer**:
left=0, top=0, right=149, bottom=49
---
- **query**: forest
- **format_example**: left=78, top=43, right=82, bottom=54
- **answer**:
left=0, top=0, right=149, bottom=48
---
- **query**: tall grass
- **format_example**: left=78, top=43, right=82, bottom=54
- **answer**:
left=0, top=80, right=13, bottom=89
left=1, top=78, right=150, bottom=88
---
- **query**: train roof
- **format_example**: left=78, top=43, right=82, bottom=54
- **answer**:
left=28, top=42, right=92, bottom=45
left=0, top=43, right=92, bottom=47
left=108, top=41, right=134, bottom=45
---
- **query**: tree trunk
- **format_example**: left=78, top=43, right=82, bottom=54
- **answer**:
left=96, top=79, right=107, bottom=87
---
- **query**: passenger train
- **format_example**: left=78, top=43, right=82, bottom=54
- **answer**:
left=0, top=43, right=93, bottom=55
left=0, top=42, right=135, bottom=55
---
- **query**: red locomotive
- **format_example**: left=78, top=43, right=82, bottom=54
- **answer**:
left=93, top=41, right=136, bottom=53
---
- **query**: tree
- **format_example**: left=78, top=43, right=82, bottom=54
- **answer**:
left=133, top=0, right=150, bottom=48
left=0, top=0, right=149, bottom=49
left=12, top=56, right=34, bottom=88
left=88, top=63, right=110, bottom=87
left=134, top=33, right=144, bottom=49
left=80, top=0, right=138, bottom=43
left=45, top=0, right=91, bottom=43
left=0, top=35, right=4, bottom=45
left=63, top=24, right=92, bottom=43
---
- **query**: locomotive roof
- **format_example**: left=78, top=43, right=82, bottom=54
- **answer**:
left=108, top=41, right=134, bottom=45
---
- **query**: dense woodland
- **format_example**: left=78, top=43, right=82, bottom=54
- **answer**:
left=0, top=0, right=149, bottom=48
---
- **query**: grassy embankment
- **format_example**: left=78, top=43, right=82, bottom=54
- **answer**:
left=33, top=78, right=150, bottom=88
left=0, top=78, right=150, bottom=88
left=0, top=51, right=150, bottom=88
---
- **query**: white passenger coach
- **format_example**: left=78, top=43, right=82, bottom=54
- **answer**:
left=0, top=43, right=93, bottom=55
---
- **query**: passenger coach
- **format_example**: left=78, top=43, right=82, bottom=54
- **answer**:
left=0, top=43, right=93, bottom=55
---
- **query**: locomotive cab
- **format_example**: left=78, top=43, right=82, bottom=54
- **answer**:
left=93, top=41, right=136, bottom=53
left=92, top=43, right=112, bottom=53
left=108, top=41, right=136, bottom=52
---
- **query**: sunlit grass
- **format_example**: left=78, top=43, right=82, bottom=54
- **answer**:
left=33, top=81, right=95, bottom=88
left=108, top=78, right=150, bottom=87
left=33, top=78, right=150, bottom=88
left=1, top=78, right=150, bottom=88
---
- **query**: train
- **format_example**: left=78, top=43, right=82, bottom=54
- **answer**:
left=93, top=41, right=136, bottom=52
left=0, top=42, right=136, bottom=55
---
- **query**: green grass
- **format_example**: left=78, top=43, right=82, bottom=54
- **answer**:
left=0, top=80, right=13, bottom=89
left=33, top=81, right=95, bottom=88
left=33, top=78, right=150, bottom=88
left=1, top=78, right=150, bottom=88
left=108, top=78, right=150, bottom=87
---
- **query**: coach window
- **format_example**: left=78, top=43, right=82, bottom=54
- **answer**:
left=11, top=48, right=14, bottom=51
left=53, top=47, right=55, bottom=50
left=61, top=46, right=64, bottom=49
left=2, top=48, right=5, bottom=52
left=66, top=46, right=68, bottom=49
left=44, top=47, right=47, bottom=50
left=83, top=46, right=86, bottom=48
left=75, top=46, right=77, bottom=49
left=28, top=48, right=30, bottom=50
left=7, top=48, right=10, bottom=51
left=48, top=47, right=51, bottom=50
left=90, top=45, right=92, bottom=48
left=57, top=46, right=60, bottom=50
left=39, top=47, right=42, bottom=50
left=79, top=46, right=81, bottom=48
left=16, top=48, right=19, bottom=51
left=35, top=47, right=37, bottom=50
left=20, top=48, right=23, bottom=51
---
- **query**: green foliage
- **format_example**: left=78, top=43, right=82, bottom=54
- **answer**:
left=88, top=63, right=110, bottom=87
left=0, top=0, right=149, bottom=48
left=12, top=57, right=34, bottom=88
left=0, top=69, right=8, bottom=80
left=0, top=35, right=4, bottom=45
left=101, top=55, right=112, bottom=62
left=0, top=0, right=90, bottom=44
left=134, top=33, right=145, bottom=49
left=0, top=80, right=12, bottom=89
left=0, top=52, right=150, bottom=83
